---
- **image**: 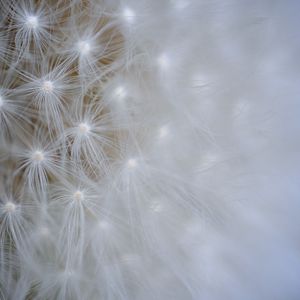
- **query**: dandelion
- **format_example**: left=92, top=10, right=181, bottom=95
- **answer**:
left=0, top=0, right=299, bottom=299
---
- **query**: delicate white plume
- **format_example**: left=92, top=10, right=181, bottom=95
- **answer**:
left=0, top=0, right=299, bottom=299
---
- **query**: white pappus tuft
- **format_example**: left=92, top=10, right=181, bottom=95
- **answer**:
left=0, top=0, right=300, bottom=299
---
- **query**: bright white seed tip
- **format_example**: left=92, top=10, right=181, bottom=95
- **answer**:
left=157, top=53, right=170, bottom=69
left=127, top=158, right=137, bottom=168
left=32, top=150, right=45, bottom=162
left=4, top=201, right=16, bottom=213
left=42, top=80, right=54, bottom=93
left=73, top=191, right=84, bottom=201
left=77, top=41, right=91, bottom=55
left=158, top=126, right=169, bottom=138
left=122, top=8, right=135, bottom=23
left=114, top=86, right=126, bottom=99
left=26, top=15, right=39, bottom=29
left=78, top=122, right=90, bottom=135
left=0, top=96, right=3, bottom=107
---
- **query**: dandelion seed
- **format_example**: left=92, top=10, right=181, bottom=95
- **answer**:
left=63, top=102, right=114, bottom=173
left=0, top=1, right=297, bottom=299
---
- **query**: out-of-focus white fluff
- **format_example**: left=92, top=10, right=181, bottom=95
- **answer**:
left=0, top=0, right=300, bottom=299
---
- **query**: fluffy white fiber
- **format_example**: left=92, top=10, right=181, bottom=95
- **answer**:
left=0, top=0, right=300, bottom=299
